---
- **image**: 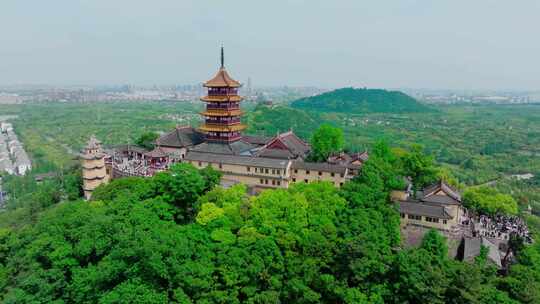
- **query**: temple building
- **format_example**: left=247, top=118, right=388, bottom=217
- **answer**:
left=397, top=180, right=465, bottom=231
left=107, top=48, right=368, bottom=193
left=81, top=136, right=110, bottom=200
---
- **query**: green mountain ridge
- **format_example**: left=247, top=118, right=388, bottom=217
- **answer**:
left=291, top=87, right=433, bottom=113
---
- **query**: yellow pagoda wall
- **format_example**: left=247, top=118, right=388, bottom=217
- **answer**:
left=82, top=155, right=109, bottom=200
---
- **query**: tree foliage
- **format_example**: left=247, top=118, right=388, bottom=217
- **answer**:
left=292, top=87, right=432, bottom=114
left=0, top=144, right=539, bottom=304
left=463, top=186, right=519, bottom=215
left=135, top=131, right=159, bottom=150
left=309, top=124, right=345, bottom=162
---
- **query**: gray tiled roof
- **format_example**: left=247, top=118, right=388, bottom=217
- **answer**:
left=190, top=140, right=255, bottom=155
left=184, top=151, right=289, bottom=169
left=255, top=132, right=311, bottom=159
left=278, top=132, right=310, bottom=157
left=399, top=201, right=452, bottom=219
left=113, top=144, right=148, bottom=154
left=256, top=148, right=295, bottom=159
left=292, top=161, right=347, bottom=174
left=156, top=126, right=204, bottom=148
left=421, top=195, right=461, bottom=206
left=423, top=180, right=462, bottom=202
left=242, top=135, right=272, bottom=146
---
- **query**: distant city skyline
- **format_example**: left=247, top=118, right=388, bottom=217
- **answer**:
left=1, top=1, right=539, bottom=90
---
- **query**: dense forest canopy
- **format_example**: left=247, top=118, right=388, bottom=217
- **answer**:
left=0, top=102, right=540, bottom=303
left=291, top=88, right=433, bottom=114
left=1, top=143, right=539, bottom=303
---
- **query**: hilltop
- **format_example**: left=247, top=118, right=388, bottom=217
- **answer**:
left=291, top=87, right=432, bottom=114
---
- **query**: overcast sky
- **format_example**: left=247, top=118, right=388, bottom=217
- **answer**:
left=1, top=0, right=539, bottom=89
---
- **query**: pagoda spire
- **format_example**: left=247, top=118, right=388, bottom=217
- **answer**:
left=220, top=45, right=224, bottom=68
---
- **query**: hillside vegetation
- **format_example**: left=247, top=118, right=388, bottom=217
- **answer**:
left=291, top=87, right=432, bottom=114
left=1, top=145, right=539, bottom=303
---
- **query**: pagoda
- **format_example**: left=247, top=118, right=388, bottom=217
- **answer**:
left=81, top=135, right=109, bottom=200
left=199, top=47, right=246, bottom=142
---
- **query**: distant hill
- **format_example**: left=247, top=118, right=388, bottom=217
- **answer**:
left=291, top=87, right=432, bottom=114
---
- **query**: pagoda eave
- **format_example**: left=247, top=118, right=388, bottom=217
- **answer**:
left=201, top=96, right=243, bottom=103
left=203, top=83, right=241, bottom=88
left=201, top=110, right=244, bottom=117
left=199, top=124, right=247, bottom=132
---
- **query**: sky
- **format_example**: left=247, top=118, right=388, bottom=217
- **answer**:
left=1, top=0, right=539, bottom=90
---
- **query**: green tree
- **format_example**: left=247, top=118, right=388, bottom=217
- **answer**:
left=309, top=124, right=344, bottom=162
left=400, top=144, right=438, bottom=192
left=199, top=165, right=222, bottom=192
left=153, top=163, right=207, bottom=223
left=135, top=131, right=159, bottom=150
left=463, top=186, right=518, bottom=215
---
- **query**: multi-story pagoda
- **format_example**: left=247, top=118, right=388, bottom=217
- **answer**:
left=81, top=135, right=109, bottom=200
left=199, top=47, right=246, bottom=142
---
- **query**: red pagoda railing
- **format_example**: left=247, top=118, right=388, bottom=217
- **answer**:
left=208, top=88, right=238, bottom=95
left=206, top=103, right=240, bottom=110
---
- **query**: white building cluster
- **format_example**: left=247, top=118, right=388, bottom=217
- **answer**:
left=0, top=122, right=31, bottom=175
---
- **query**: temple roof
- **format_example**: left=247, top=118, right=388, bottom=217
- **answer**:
left=257, top=148, right=296, bottom=159
left=189, top=140, right=255, bottom=155
left=155, top=126, right=204, bottom=148
left=399, top=200, right=453, bottom=219
left=184, top=151, right=289, bottom=169
left=145, top=147, right=168, bottom=158
left=242, top=135, right=272, bottom=146
left=418, top=180, right=462, bottom=205
left=254, top=131, right=311, bottom=159
left=203, top=67, right=241, bottom=88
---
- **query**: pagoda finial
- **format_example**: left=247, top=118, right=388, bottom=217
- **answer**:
left=220, top=44, right=224, bottom=68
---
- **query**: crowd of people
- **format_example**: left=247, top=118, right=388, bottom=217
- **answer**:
left=473, top=214, right=533, bottom=244
left=111, top=156, right=151, bottom=177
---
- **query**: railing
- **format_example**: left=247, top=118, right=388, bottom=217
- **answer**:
left=208, top=88, right=238, bottom=95
left=206, top=103, right=240, bottom=110
left=205, top=118, right=241, bottom=124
